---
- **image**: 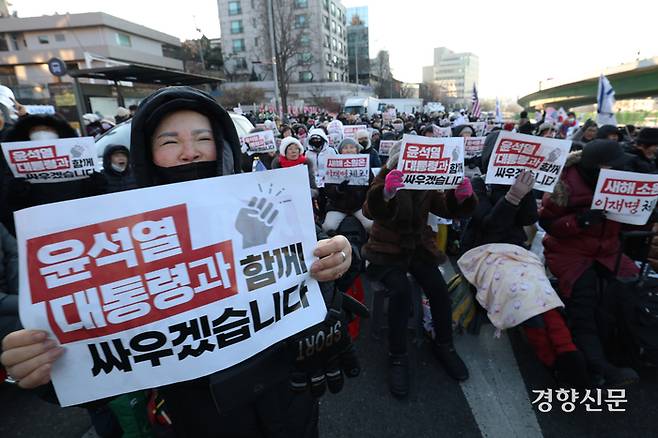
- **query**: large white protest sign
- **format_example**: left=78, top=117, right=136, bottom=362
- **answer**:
left=396, top=134, right=464, bottom=190
left=320, top=154, right=370, bottom=186
left=463, top=137, right=486, bottom=159
left=485, top=132, right=571, bottom=193
left=16, top=166, right=326, bottom=406
left=2, top=137, right=98, bottom=183
left=591, top=169, right=658, bottom=225
left=378, top=140, right=399, bottom=157
left=342, top=125, right=367, bottom=140
left=240, top=130, right=277, bottom=154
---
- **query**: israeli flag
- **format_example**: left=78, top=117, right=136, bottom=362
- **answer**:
left=597, top=74, right=617, bottom=126
left=495, top=98, right=503, bottom=124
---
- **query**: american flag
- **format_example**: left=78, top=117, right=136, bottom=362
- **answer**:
left=471, top=83, right=481, bottom=120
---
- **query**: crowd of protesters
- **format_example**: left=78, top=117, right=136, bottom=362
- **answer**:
left=0, top=82, right=657, bottom=437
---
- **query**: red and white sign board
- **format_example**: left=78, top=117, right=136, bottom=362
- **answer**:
left=591, top=169, right=658, bottom=225
left=320, top=154, right=370, bottom=186
left=432, top=125, right=452, bottom=138
left=16, top=166, right=325, bottom=406
left=464, top=137, right=486, bottom=159
left=396, top=134, right=464, bottom=190
left=2, top=137, right=98, bottom=183
left=485, top=132, right=571, bottom=193
left=342, top=125, right=367, bottom=140
left=378, top=140, right=399, bottom=157
left=239, top=130, right=277, bottom=154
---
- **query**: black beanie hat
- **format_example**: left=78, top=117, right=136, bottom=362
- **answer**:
left=580, top=139, right=630, bottom=170
left=636, top=127, right=658, bottom=146
left=596, top=124, right=620, bottom=140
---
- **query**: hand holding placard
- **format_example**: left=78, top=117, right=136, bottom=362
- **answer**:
left=384, top=170, right=404, bottom=200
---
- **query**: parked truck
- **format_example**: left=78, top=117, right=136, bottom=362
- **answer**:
left=377, top=98, right=424, bottom=115
left=343, top=96, right=381, bottom=117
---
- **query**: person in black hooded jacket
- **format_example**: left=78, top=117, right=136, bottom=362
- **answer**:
left=461, top=130, right=539, bottom=250
left=1, top=86, right=365, bottom=438
left=101, top=144, right=137, bottom=192
left=0, top=113, right=106, bottom=235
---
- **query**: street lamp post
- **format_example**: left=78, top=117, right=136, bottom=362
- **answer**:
left=267, top=0, right=283, bottom=119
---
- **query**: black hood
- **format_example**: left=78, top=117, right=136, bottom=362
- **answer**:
left=130, top=86, right=242, bottom=188
left=103, top=144, right=130, bottom=175
left=3, top=113, right=77, bottom=142
left=452, top=125, right=474, bottom=137
left=479, top=130, right=501, bottom=174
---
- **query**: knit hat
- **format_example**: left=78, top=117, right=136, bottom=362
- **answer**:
left=636, top=127, right=658, bottom=146
left=279, top=136, right=303, bottom=156
left=596, top=124, right=620, bottom=140
left=338, top=137, right=362, bottom=153
left=580, top=139, right=631, bottom=170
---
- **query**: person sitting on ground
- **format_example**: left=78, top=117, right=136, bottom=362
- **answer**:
left=539, top=139, right=640, bottom=387
left=362, top=143, right=477, bottom=398
left=271, top=136, right=318, bottom=198
left=322, top=138, right=373, bottom=234
left=459, top=131, right=589, bottom=388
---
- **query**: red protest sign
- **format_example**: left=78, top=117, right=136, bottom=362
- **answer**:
left=27, top=204, right=238, bottom=344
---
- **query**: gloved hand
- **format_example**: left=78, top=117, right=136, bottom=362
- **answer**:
left=337, top=179, right=350, bottom=192
left=505, top=170, right=536, bottom=205
left=454, top=177, right=473, bottom=203
left=384, top=170, right=404, bottom=200
left=288, top=290, right=369, bottom=398
left=576, top=209, right=606, bottom=228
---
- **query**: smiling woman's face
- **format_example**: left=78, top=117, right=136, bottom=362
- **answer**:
left=151, top=110, right=217, bottom=167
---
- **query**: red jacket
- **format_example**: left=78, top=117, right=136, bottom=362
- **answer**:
left=540, top=153, right=638, bottom=297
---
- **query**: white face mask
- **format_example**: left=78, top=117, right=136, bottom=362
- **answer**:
left=29, top=131, right=59, bottom=141
left=392, top=123, right=403, bottom=132
left=111, top=163, right=127, bottom=173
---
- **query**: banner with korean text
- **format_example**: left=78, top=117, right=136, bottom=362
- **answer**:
left=240, top=130, right=277, bottom=154
left=320, top=154, right=370, bottom=186
left=591, top=169, right=658, bottom=225
left=396, top=134, right=464, bottom=190
left=15, top=166, right=326, bottom=406
left=485, top=132, right=571, bottom=193
left=2, top=137, right=98, bottom=183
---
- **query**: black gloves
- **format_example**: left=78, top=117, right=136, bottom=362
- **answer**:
left=288, top=289, right=369, bottom=398
left=337, top=180, right=350, bottom=193
left=576, top=209, right=606, bottom=228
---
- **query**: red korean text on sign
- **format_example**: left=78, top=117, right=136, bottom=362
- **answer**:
left=8, top=145, right=70, bottom=174
left=326, top=157, right=368, bottom=168
left=402, top=144, right=450, bottom=174
left=27, top=204, right=238, bottom=344
left=600, top=178, right=658, bottom=197
left=493, top=138, right=545, bottom=169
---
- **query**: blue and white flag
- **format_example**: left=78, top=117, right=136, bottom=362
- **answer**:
left=597, top=74, right=617, bottom=126
left=495, top=97, right=503, bottom=124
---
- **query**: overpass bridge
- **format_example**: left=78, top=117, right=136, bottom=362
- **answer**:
left=517, top=57, right=658, bottom=110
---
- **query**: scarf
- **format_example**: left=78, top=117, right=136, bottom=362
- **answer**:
left=278, top=154, right=307, bottom=168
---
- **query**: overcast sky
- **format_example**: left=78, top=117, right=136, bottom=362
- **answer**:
left=10, top=0, right=658, bottom=99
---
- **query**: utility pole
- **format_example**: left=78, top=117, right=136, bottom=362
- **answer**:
left=267, top=0, right=282, bottom=118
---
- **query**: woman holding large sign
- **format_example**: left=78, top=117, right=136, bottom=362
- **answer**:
left=2, top=86, right=364, bottom=437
